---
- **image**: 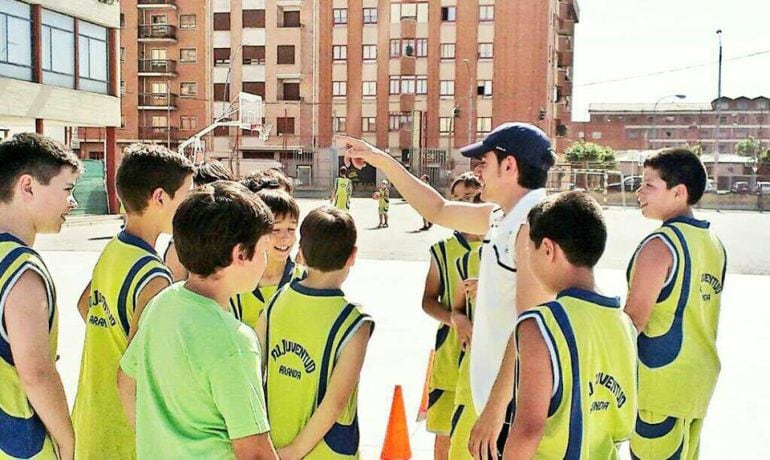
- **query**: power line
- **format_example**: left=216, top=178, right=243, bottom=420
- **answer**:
left=575, top=48, right=770, bottom=88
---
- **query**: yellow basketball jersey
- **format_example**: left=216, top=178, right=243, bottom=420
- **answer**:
left=73, top=231, right=172, bottom=459
left=627, top=216, right=726, bottom=418
left=265, top=281, right=373, bottom=459
left=429, top=233, right=481, bottom=392
left=333, top=177, right=352, bottom=211
left=378, top=187, right=389, bottom=212
left=454, top=247, right=481, bottom=407
left=515, top=290, right=637, bottom=459
left=229, top=258, right=305, bottom=329
left=0, top=233, right=58, bottom=459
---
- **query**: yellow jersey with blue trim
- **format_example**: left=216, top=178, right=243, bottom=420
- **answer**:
left=73, top=231, right=172, bottom=460
left=229, top=258, right=305, bottom=329
left=333, top=178, right=353, bottom=211
left=627, top=215, right=726, bottom=418
left=514, top=289, right=637, bottom=459
left=429, top=233, right=481, bottom=392
left=0, top=233, right=58, bottom=459
left=454, top=246, right=481, bottom=407
left=265, top=281, right=374, bottom=459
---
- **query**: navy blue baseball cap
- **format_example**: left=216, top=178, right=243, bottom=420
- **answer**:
left=460, top=122, right=556, bottom=171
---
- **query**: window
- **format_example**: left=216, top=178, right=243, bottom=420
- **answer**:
left=477, top=117, right=492, bottom=134
left=213, top=48, right=230, bottom=66
left=120, top=114, right=126, bottom=128
left=213, top=83, right=230, bottom=102
left=120, top=13, right=125, bottom=28
left=333, top=117, right=346, bottom=133
left=402, top=39, right=415, bottom=57
left=282, top=10, right=300, bottom=27
left=151, top=82, right=167, bottom=94
left=363, top=44, right=377, bottom=60
left=242, top=81, right=265, bottom=98
left=180, top=82, right=197, bottom=97
left=401, top=76, right=415, bottom=94
left=389, top=76, right=400, bottom=95
left=362, top=81, right=376, bottom=96
left=333, top=9, right=347, bottom=25
left=391, top=3, right=428, bottom=22
left=243, top=46, right=265, bottom=65
left=120, top=47, right=125, bottom=62
left=758, top=100, right=769, bottom=110
left=390, top=39, right=401, bottom=58
left=151, top=115, right=167, bottom=127
left=440, top=117, right=453, bottom=133
left=179, top=14, right=196, bottom=29
left=332, top=81, right=347, bottom=97
left=415, top=39, right=428, bottom=57
left=213, top=12, right=230, bottom=30
left=281, top=82, right=300, bottom=100
left=120, top=80, right=126, bottom=95
left=243, top=10, right=266, bottom=28
left=591, top=131, right=602, bottom=140
left=737, top=100, right=749, bottom=110
left=440, top=80, right=455, bottom=96
left=362, top=117, right=376, bottom=132
left=440, top=43, right=455, bottom=59
left=479, top=5, right=494, bottom=21
left=276, top=117, right=295, bottom=135
left=416, top=77, right=427, bottom=95
left=180, top=48, right=197, bottom=62
left=388, top=112, right=412, bottom=131
left=42, top=10, right=74, bottom=88
left=277, top=45, right=295, bottom=64
left=477, top=80, right=492, bottom=96
left=478, top=43, right=493, bottom=59
left=627, top=129, right=639, bottom=139
left=333, top=45, right=347, bottom=61
left=441, top=6, right=456, bottom=22
left=363, top=8, right=377, bottom=24
left=180, top=115, right=198, bottom=130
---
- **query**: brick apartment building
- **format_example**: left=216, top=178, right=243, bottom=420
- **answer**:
left=78, top=0, right=578, bottom=188
left=569, top=96, right=770, bottom=155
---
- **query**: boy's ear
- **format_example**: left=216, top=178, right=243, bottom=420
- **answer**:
left=346, top=246, right=358, bottom=268
left=673, top=183, right=688, bottom=201
left=151, top=187, right=165, bottom=206
left=541, top=238, right=557, bottom=263
left=17, top=174, right=34, bottom=200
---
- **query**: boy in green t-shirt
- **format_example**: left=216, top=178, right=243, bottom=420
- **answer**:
left=119, top=181, right=278, bottom=459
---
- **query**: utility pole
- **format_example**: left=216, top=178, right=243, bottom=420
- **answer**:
left=714, top=29, right=723, bottom=188
left=463, top=59, right=473, bottom=145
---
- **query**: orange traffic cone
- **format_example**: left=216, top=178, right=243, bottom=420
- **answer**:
left=381, top=385, right=412, bottom=460
left=416, top=350, right=435, bottom=422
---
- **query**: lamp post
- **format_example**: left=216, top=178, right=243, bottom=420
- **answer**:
left=651, top=94, right=686, bottom=150
left=463, top=59, right=473, bottom=145
left=714, top=29, right=723, bottom=188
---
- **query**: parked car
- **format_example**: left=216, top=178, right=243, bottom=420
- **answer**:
left=731, top=181, right=750, bottom=194
left=607, top=176, right=642, bottom=192
left=755, top=181, right=770, bottom=195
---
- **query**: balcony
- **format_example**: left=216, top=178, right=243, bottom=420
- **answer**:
left=139, top=126, right=179, bottom=140
left=137, top=59, right=177, bottom=76
left=138, top=93, right=178, bottom=110
left=558, top=50, right=573, bottom=68
left=558, top=84, right=572, bottom=98
left=557, top=68, right=570, bottom=87
left=137, top=0, right=177, bottom=9
left=138, top=24, right=177, bottom=42
left=557, top=18, right=575, bottom=36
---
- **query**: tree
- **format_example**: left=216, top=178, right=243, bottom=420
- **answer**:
left=736, top=137, right=761, bottom=157
left=563, top=140, right=615, bottom=167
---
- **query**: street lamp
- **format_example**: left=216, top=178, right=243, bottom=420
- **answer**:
left=651, top=94, right=686, bottom=150
left=714, top=29, right=724, bottom=188
left=463, top=59, right=473, bottom=145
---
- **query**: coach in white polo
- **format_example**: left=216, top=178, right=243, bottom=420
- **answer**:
left=337, top=122, right=555, bottom=459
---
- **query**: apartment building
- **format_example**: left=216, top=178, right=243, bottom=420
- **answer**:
left=78, top=0, right=209, bottom=161
left=0, top=0, right=121, bottom=210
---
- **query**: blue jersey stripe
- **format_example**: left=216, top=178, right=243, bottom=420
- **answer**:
left=316, top=303, right=357, bottom=406
left=0, top=408, right=47, bottom=459
left=635, top=414, right=677, bottom=439
left=116, top=256, right=160, bottom=337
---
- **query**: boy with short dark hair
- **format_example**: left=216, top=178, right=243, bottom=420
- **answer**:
left=0, top=133, right=81, bottom=460
left=230, top=188, right=303, bottom=329
left=503, top=192, right=637, bottom=459
left=331, top=167, right=353, bottom=211
left=73, top=143, right=195, bottom=459
left=626, top=148, right=726, bottom=459
left=257, top=206, right=373, bottom=459
left=119, top=181, right=277, bottom=459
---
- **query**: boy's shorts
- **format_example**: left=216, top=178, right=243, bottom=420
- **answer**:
left=426, top=388, right=455, bottom=435
left=378, top=204, right=389, bottom=214
left=449, top=404, right=477, bottom=460
left=630, top=410, right=703, bottom=460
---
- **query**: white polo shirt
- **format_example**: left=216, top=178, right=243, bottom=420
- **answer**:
left=470, top=188, right=547, bottom=412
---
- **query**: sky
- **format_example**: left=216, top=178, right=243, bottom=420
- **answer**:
left=571, top=0, right=770, bottom=120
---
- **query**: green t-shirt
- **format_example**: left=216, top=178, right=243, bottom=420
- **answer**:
left=121, top=282, right=270, bottom=459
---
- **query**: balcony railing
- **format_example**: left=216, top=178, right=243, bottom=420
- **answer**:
left=138, top=93, right=178, bottom=109
left=138, top=59, right=177, bottom=75
left=138, top=24, right=177, bottom=40
left=137, top=0, right=177, bottom=7
left=558, top=50, right=574, bottom=68
left=139, top=126, right=179, bottom=140
left=557, top=18, right=575, bottom=36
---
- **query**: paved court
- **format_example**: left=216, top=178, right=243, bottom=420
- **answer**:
left=38, top=198, right=770, bottom=458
